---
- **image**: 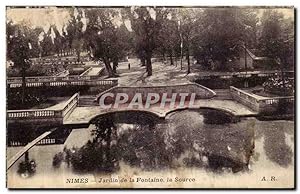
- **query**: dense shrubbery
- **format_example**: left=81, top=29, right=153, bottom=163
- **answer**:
left=7, top=91, right=48, bottom=109
left=52, top=152, right=64, bottom=168
left=263, top=76, right=294, bottom=96
left=17, top=159, right=36, bottom=178
left=7, top=62, right=66, bottom=77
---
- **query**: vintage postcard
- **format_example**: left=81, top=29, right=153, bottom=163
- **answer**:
left=6, top=6, right=295, bottom=189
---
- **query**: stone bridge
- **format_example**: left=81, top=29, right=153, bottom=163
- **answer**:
left=10, top=83, right=289, bottom=170
left=63, top=99, right=258, bottom=127
left=7, top=83, right=264, bottom=127
left=63, top=83, right=256, bottom=125
left=9, top=82, right=294, bottom=128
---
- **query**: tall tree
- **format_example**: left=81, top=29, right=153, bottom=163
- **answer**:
left=155, top=9, right=181, bottom=66
left=85, top=8, right=128, bottom=77
left=52, top=26, right=64, bottom=56
left=7, top=22, right=32, bottom=104
left=177, top=8, right=201, bottom=73
left=259, top=10, right=294, bottom=91
left=125, top=7, right=168, bottom=76
left=111, top=23, right=133, bottom=73
left=66, top=8, right=85, bottom=62
left=259, top=10, right=294, bottom=68
left=193, top=8, right=252, bottom=71
left=40, top=28, right=55, bottom=57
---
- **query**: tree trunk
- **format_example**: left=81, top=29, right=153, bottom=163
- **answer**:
left=24, top=151, right=29, bottom=163
left=141, top=58, right=146, bottom=66
left=112, top=60, right=118, bottom=74
left=187, top=48, right=191, bottom=74
left=105, top=128, right=112, bottom=167
left=104, top=59, right=115, bottom=77
left=76, top=50, right=80, bottom=62
left=146, top=55, right=152, bottom=76
left=21, top=66, right=26, bottom=106
left=180, top=32, right=183, bottom=70
left=169, top=52, right=174, bottom=65
left=162, top=51, right=166, bottom=61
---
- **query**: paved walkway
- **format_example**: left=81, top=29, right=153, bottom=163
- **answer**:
left=116, top=59, right=190, bottom=86
left=116, top=58, right=147, bottom=85
left=85, top=67, right=104, bottom=76
left=115, top=58, right=293, bottom=86
left=63, top=99, right=258, bottom=125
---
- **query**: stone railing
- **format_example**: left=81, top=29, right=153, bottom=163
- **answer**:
left=7, top=93, right=80, bottom=121
left=196, top=70, right=294, bottom=80
left=230, top=86, right=260, bottom=111
left=61, top=93, right=80, bottom=118
left=230, top=86, right=294, bottom=113
left=32, top=60, right=84, bottom=66
left=7, top=109, right=61, bottom=119
left=7, top=76, right=118, bottom=88
left=257, top=96, right=294, bottom=113
left=9, top=138, right=56, bottom=146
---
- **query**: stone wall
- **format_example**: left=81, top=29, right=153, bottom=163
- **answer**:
left=230, top=86, right=294, bottom=114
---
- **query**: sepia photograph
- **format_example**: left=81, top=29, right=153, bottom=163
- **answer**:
left=5, top=5, right=295, bottom=189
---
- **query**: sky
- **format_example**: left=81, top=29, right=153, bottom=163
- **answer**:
left=7, top=7, right=71, bottom=35
left=6, top=6, right=294, bottom=37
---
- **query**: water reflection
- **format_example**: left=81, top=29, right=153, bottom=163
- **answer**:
left=53, top=110, right=255, bottom=174
left=254, top=121, right=293, bottom=167
left=7, top=125, right=72, bottom=178
left=17, top=152, right=37, bottom=178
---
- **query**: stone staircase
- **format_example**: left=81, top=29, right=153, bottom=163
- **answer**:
left=79, top=95, right=98, bottom=106
left=213, top=89, right=233, bottom=100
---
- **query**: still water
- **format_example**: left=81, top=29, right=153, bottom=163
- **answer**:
left=7, top=109, right=294, bottom=188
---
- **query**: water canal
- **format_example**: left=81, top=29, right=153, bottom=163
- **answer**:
left=7, top=109, right=294, bottom=188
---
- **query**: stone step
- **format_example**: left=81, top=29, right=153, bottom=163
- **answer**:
left=79, top=96, right=98, bottom=106
left=213, top=89, right=232, bottom=100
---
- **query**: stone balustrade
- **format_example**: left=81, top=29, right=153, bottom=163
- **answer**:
left=196, top=70, right=294, bottom=80
left=7, top=76, right=118, bottom=88
left=7, top=92, right=80, bottom=121
left=230, top=86, right=294, bottom=113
